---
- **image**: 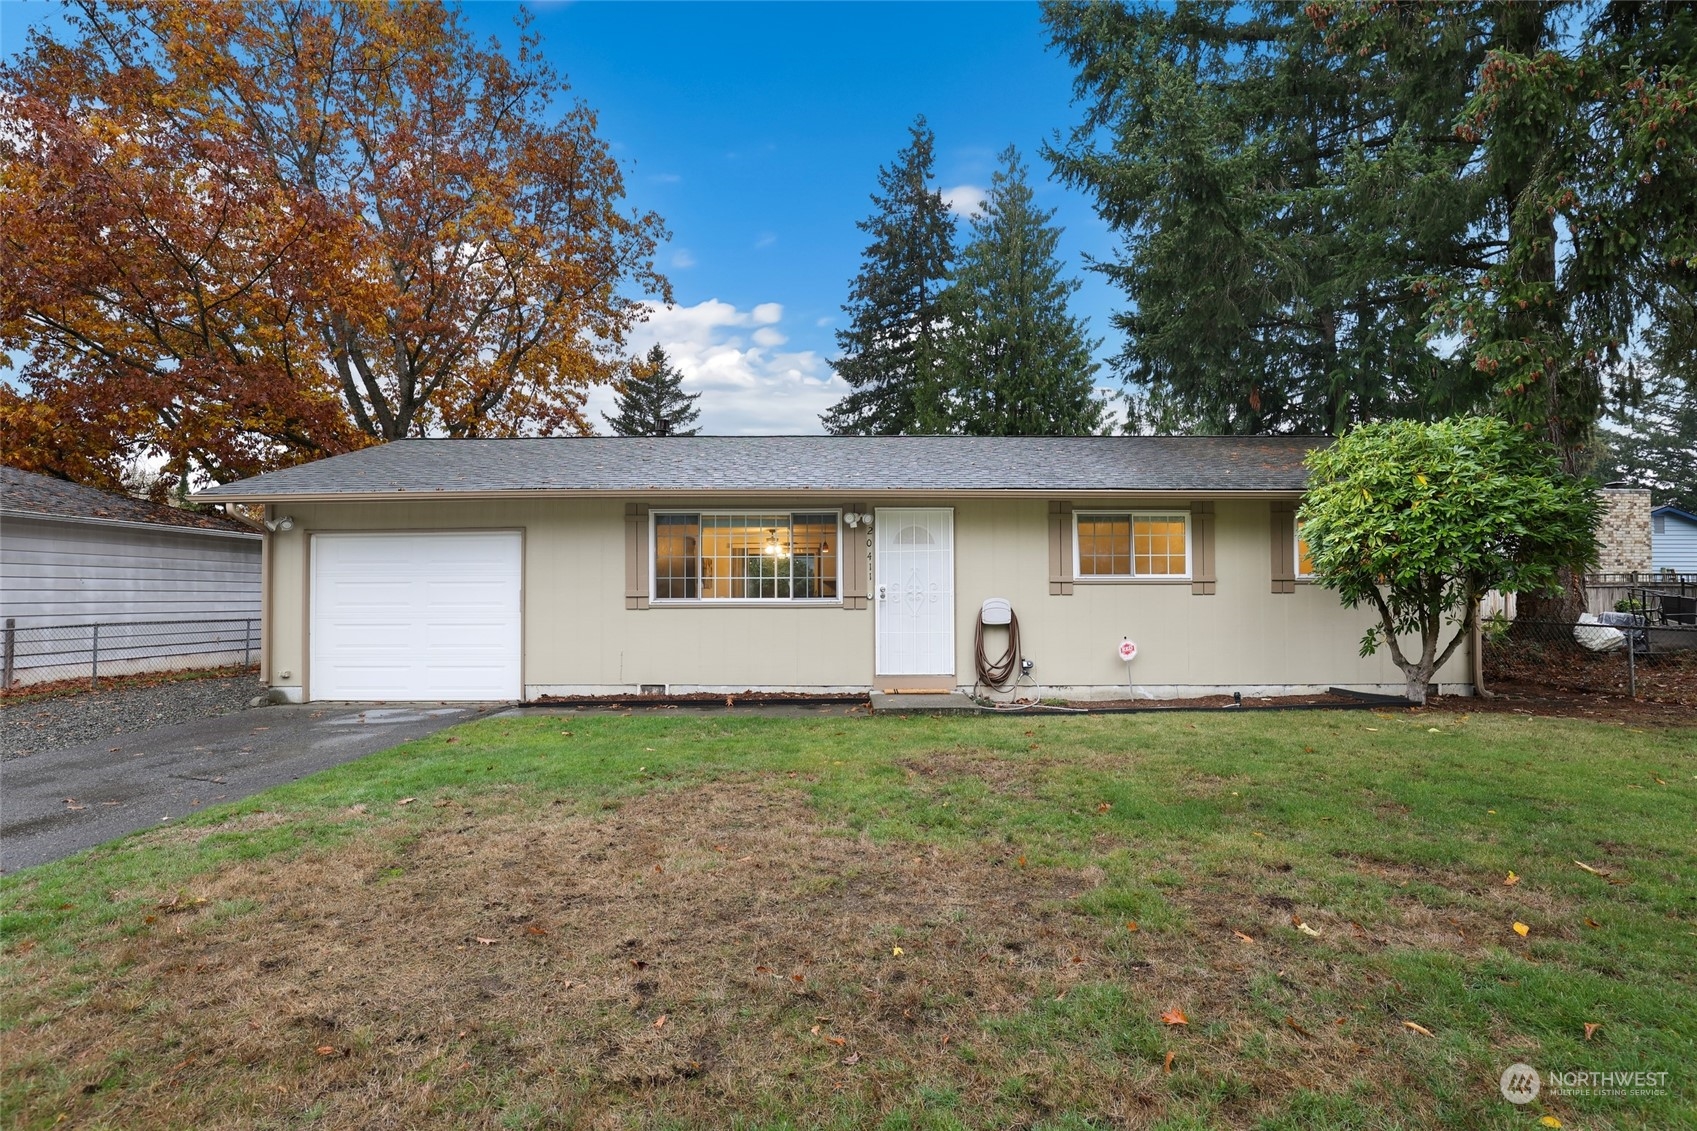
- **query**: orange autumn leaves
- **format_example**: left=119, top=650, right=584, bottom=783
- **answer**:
left=0, top=1, right=668, bottom=489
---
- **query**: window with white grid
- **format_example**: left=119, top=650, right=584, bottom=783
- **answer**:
left=1074, top=512, right=1190, bottom=578
left=652, top=512, right=839, bottom=602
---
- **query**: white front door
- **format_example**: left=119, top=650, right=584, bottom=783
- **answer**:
left=875, top=508, right=954, bottom=676
left=310, top=531, right=522, bottom=701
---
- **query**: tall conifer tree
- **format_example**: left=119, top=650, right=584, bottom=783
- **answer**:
left=941, top=147, right=1104, bottom=435
left=1043, top=1, right=1491, bottom=434
left=602, top=345, right=701, bottom=436
left=821, top=117, right=956, bottom=435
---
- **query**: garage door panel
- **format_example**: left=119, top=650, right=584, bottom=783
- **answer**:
left=311, top=532, right=521, bottom=701
left=423, top=579, right=517, bottom=607
left=321, top=580, right=418, bottom=607
left=421, top=621, right=512, bottom=649
left=320, top=622, right=418, bottom=650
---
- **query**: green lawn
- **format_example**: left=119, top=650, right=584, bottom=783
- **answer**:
left=2, top=709, right=1693, bottom=1130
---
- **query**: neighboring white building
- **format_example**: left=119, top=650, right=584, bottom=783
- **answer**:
left=1, top=467, right=262, bottom=685
left=1653, top=505, right=1697, bottom=573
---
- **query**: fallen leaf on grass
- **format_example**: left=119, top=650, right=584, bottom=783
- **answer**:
left=1292, top=917, right=1322, bottom=937
left=1125, top=921, right=1139, bottom=932
left=1401, top=1020, right=1434, bottom=1037
left=1232, top=930, right=1255, bottom=944
left=1160, top=1008, right=1188, bottom=1026
left=396, top=797, right=416, bottom=806
left=1512, top=921, right=1530, bottom=937
left=824, top=1035, right=847, bottom=1047
left=525, top=925, right=548, bottom=936
left=1574, top=859, right=1610, bottom=876
left=473, top=937, right=498, bottom=946
left=652, top=1015, right=667, bottom=1030
left=1584, top=917, right=1601, bottom=929
left=1540, top=1118, right=1562, bottom=1128
left=314, top=1045, right=337, bottom=1057
left=842, top=1053, right=861, bottom=1066
left=1284, top=1015, right=1310, bottom=1037
left=891, top=946, right=903, bottom=957
left=1584, top=1022, right=1601, bottom=1040
left=1163, top=1051, right=1175, bottom=1073
left=1504, top=871, right=1519, bottom=886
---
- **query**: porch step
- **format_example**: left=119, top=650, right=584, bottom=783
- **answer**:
left=869, top=690, right=982, bottom=715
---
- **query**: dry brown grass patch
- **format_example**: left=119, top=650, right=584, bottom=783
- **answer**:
left=3, top=769, right=1600, bottom=1129
left=5, top=784, right=1151, bottom=1129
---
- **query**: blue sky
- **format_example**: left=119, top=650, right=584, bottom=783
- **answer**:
left=1, top=0, right=1125, bottom=435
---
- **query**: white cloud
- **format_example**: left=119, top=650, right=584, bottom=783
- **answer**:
left=670, top=248, right=697, bottom=269
left=941, top=183, right=987, bottom=218
left=651, top=172, right=682, bottom=184
left=754, top=231, right=777, bottom=249
left=587, top=299, right=848, bottom=434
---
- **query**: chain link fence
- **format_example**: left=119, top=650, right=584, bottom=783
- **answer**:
left=1483, top=613, right=1697, bottom=700
left=1, top=617, right=259, bottom=691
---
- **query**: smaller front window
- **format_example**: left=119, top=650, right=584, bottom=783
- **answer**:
left=1296, top=522, right=1316, bottom=579
left=1076, top=513, right=1189, bottom=578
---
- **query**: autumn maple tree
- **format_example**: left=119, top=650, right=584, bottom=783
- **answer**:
left=0, top=1, right=669, bottom=490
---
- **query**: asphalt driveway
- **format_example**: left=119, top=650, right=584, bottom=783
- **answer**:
left=1, top=703, right=489, bottom=872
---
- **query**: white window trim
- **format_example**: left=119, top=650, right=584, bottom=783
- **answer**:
left=1072, top=510, right=1193, bottom=581
left=649, top=509, right=844, bottom=605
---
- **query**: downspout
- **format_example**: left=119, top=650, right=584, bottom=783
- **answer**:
left=259, top=505, right=272, bottom=686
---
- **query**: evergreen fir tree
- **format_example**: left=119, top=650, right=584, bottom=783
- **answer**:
left=821, top=116, right=956, bottom=435
left=941, top=147, right=1104, bottom=435
left=602, top=345, right=701, bottom=436
left=1044, top=1, right=1492, bottom=434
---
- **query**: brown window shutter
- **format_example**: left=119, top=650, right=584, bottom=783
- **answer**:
left=1270, top=501, right=1296, bottom=593
left=1048, top=501, right=1074, bottom=595
left=842, top=504, right=868, bottom=610
left=1190, top=501, right=1216, bottom=595
left=625, top=503, right=650, bottom=609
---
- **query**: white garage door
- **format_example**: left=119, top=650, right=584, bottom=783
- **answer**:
left=310, top=532, right=522, bottom=701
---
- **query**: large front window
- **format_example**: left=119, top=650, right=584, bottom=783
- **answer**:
left=1075, top=512, right=1190, bottom=578
left=654, top=511, right=839, bottom=601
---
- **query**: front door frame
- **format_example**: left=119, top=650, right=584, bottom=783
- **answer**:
left=873, top=506, right=956, bottom=685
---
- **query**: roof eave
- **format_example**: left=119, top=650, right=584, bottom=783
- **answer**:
left=0, top=510, right=263, bottom=540
left=191, top=486, right=1309, bottom=504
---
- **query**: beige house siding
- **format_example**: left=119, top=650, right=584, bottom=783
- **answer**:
left=261, top=495, right=1469, bottom=702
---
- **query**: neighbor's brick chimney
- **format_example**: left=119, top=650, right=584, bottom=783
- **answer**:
left=1594, top=487, right=1653, bottom=573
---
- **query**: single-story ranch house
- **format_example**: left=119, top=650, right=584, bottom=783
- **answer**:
left=194, top=436, right=1473, bottom=703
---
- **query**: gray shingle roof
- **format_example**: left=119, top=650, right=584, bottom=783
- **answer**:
left=192, top=436, right=1326, bottom=501
left=2, top=466, right=259, bottom=534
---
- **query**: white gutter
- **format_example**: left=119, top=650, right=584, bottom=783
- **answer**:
left=191, top=487, right=1309, bottom=504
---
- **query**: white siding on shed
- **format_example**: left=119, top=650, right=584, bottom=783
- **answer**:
left=0, top=515, right=261, bottom=628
